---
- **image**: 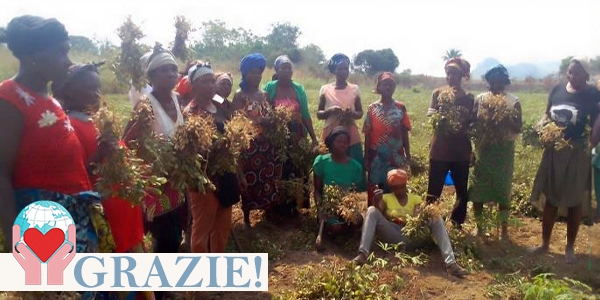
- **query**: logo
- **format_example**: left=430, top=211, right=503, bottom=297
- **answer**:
left=12, top=200, right=76, bottom=285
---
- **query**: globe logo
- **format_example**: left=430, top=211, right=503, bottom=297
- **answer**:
left=14, top=200, right=74, bottom=262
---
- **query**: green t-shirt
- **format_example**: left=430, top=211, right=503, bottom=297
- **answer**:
left=313, top=154, right=366, bottom=192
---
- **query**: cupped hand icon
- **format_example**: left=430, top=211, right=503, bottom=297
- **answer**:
left=47, top=224, right=76, bottom=285
left=12, top=224, right=41, bottom=285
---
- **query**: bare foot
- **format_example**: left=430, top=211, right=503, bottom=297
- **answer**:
left=565, top=247, right=576, bottom=264
left=529, top=245, right=549, bottom=255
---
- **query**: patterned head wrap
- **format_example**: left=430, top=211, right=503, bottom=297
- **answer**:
left=51, top=61, right=104, bottom=100
left=187, top=62, right=214, bottom=84
left=387, top=169, right=408, bottom=187
left=239, top=53, right=266, bottom=91
left=325, top=126, right=350, bottom=150
left=216, top=72, right=233, bottom=84
left=143, top=46, right=178, bottom=77
left=374, top=72, right=396, bottom=93
left=274, top=55, right=293, bottom=72
left=0, top=15, right=69, bottom=57
left=327, top=53, right=351, bottom=74
left=444, top=58, right=471, bottom=80
left=484, top=64, right=511, bottom=85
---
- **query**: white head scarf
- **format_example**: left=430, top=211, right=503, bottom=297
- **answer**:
left=143, top=50, right=178, bottom=77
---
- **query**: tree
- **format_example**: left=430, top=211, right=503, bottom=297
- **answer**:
left=192, top=20, right=265, bottom=61
left=442, top=48, right=462, bottom=61
left=69, top=35, right=99, bottom=54
left=354, top=48, right=399, bottom=76
left=265, top=22, right=301, bottom=64
left=299, top=44, right=325, bottom=66
left=559, top=56, right=574, bottom=76
left=112, top=16, right=146, bottom=90
left=171, top=16, right=193, bottom=62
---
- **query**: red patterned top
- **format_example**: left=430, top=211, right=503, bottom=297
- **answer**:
left=0, top=79, right=91, bottom=194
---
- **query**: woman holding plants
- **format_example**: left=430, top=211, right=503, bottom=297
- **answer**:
left=426, top=57, right=475, bottom=228
left=530, top=57, right=600, bottom=264
left=232, top=53, right=282, bottom=228
left=317, top=53, right=364, bottom=166
left=313, top=126, right=366, bottom=249
left=263, top=55, right=318, bottom=213
left=469, top=64, right=522, bottom=240
left=363, top=72, right=412, bottom=194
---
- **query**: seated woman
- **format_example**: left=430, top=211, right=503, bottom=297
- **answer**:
left=352, top=169, right=468, bottom=278
left=313, top=126, right=366, bottom=249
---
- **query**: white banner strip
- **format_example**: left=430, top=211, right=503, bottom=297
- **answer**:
left=0, top=253, right=268, bottom=291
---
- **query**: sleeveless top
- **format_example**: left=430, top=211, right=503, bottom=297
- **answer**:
left=146, top=91, right=184, bottom=138
left=0, top=79, right=91, bottom=194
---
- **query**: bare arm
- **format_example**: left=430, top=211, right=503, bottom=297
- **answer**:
left=427, top=90, right=439, bottom=116
left=230, top=91, right=246, bottom=113
left=303, top=117, right=318, bottom=144
left=402, top=129, right=411, bottom=161
left=352, top=95, right=363, bottom=119
left=591, top=115, right=600, bottom=148
left=316, top=94, right=330, bottom=120
left=313, top=176, right=324, bottom=217
left=512, top=102, right=523, bottom=133
left=0, top=100, right=22, bottom=241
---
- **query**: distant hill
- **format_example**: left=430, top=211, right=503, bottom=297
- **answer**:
left=472, top=58, right=559, bottom=80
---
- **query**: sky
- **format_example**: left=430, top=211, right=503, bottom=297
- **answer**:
left=2, top=0, right=600, bottom=76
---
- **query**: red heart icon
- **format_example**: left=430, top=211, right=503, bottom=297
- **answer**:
left=23, top=228, right=65, bottom=262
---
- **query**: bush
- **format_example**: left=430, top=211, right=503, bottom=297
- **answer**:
left=520, top=273, right=597, bottom=300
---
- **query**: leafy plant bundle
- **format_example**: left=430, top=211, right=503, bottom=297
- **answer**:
left=471, top=93, right=519, bottom=146
left=401, top=202, right=442, bottom=243
left=208, top=112, right=258, bottom=177
left=429, top=87, right=470, bottom=136
left=321, top=185, right=366, bottom=226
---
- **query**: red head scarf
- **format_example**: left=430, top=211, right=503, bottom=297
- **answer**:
left=444, top=58, right=471, bottom=80
left=374, top=72, right=396, bottom=93
left=387, top=169, right=408, bottom=187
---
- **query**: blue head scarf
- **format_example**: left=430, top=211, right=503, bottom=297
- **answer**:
left=327, top=53, right=350, bottom=74
left=239, top=53, right=266, bottom=91
left=484, top=64, right=511, bottom=85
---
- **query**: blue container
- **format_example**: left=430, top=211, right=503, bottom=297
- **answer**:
left=444, top=171, right=454, bottom=186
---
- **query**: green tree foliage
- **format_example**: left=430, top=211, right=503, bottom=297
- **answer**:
left=171, top=16, right=193, bottom=63
left=192, top=20, right=265, bottom=62
left=264, top=22, right=301, bottom=64
left=442, top=48, right=462, bottom=61
left=69, top=35, right=99, bottom=55
left=354, top=48, right=399, bottom=76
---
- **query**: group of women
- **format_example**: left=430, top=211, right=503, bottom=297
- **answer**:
left=1, top=14, right=600, bottom=298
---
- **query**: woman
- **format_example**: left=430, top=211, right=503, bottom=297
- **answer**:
left=263, top=55, right=318, bottom=212
left=123, top=47, right=187, bottom=239
left=313, top=126, right=366, bottom=248
left=352, top=169, right=468, bottom=278
left=184, top=62, right=242, bottom=253
left=364, top=72, right=412, bottom=194
left=52, top=62, right=147, bottom=253
left=0, top=15, right=113, bottom=255
left=426, top=58, right=475, bottom=228
left=317, top=53, right=364, bottom=166
left=215, top=72, right=234, bottom=113
left=530, top=57, right=600, bottom=263
left=469, top=65, right=522, bottom=239
left=232, top=53, right=282, bottom=227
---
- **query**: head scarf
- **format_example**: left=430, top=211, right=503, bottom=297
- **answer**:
left=374, top=72, right=396, bottom=93
left=444, top=58, right=471, bottom=80
left=328, top=53, right=351, bottom=74
left=187, top=62, right=214, bottom=84
left=51, top=61, right=104, bottom=100
left=570, top=56, right=591, bottom=77
left=325, top=126, right=350, bottom=150
left=239, top=53, right=266, bottom=91
left=484, top=64, right=511, bottom=85
left=0, top=15, right=69, bottom=57
left=216, top=72, right=233, bottom=84
left=274, top=55, right=293, bottom=72
left=387, top=169, right=408, bottom=187
left=143, top=47, right=178, bottom=77
left=175, top=76, right=192, bottom=97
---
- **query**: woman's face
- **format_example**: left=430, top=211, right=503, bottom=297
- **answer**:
left=567, top=62, right=588, bottom=90
left=216, top=78, right=233, bottom=99
left=445, top=66, right=463, bottom=88
left=391, top=184, right=407, bottom=195
left=378, top=79, right=396, bottom=97
left=149, top=64, right=179, bottom=92
left=335, top=62, right=350, bottom=82
left=487, top=77, right=506, bottom=95
left=330, top=133, right=350, bottom=155
left=192, top=73, right=216, bottom=101
left=31, top=41, right=72, bottom=83
left=67, top=72, right=101, bottom=112
left=245, top=67, right=264, bottom=88
left=276, top=63, right=293, bottom=82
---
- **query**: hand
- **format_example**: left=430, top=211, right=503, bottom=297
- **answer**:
left=373, top=187, right=384, bottom=202
left=47, top=224, right=76, bottom=285
left=96, top=135, right=119, bottom=161
left=12, top=225, right=42, bottom=285
left=328, top=106, right=343, bottom=116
